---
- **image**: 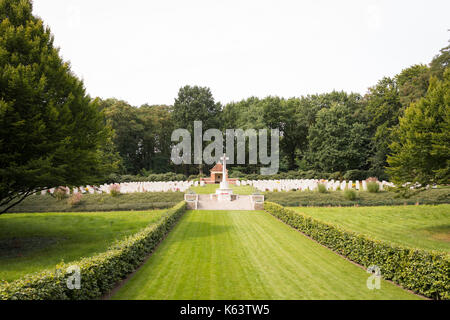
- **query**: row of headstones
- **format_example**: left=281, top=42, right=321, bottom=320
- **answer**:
left=37, top=181, right=195, bottom=195
left=193, top=181, right=206, bottom=187
left=236, top=179, right=394, bottom=192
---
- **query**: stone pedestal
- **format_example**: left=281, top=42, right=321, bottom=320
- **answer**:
left=216, top=182, right=233, bottom=201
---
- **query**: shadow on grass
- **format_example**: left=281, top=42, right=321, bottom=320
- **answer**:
left=421, top=224, right=450, bottom=242
left=172, top=219, right=232, bottom=241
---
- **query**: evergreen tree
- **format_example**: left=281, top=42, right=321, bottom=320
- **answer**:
left=0, top=0, right=112, bottom=213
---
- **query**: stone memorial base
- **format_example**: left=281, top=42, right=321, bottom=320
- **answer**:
left=215, top=188, right=233, bottom=201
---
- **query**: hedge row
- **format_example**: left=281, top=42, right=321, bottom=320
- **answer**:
left=105, top=168, right=389, bottom=184
left=264, top=202, right=450, bottom=300
left=105, top=173, right=188, bottom=183
left=0, top=201, right=187, bottom=300
left=230, top=169, right=389, bottom=181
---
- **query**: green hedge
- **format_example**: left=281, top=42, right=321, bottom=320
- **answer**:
left=264, top=202, right=450, bottom=300
left=0, top=202, right=187, bottom=300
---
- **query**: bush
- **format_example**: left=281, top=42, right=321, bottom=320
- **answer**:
left=264, top=202, right=450, bottom=300
left=343, top=170, right=367, bottom=181
left=109, top=184, right=121, bottom=197
left=0, top=202, right=187, bottom=300
left=67, top=193, right=82, bottom=207
left=317, top=184, right=327, bottom=193
left=54, top=187, right=68, bottom=201
left=367, top=182, right=380, bottom=193
left=329, top=172, right=342, bottom=181
left=343, top=189, right=357, bottom=200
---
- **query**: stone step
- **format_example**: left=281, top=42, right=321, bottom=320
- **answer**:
left=196, top=195, right=254, bottom=210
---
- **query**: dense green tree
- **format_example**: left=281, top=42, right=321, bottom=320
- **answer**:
left=100, top=99, right=143, bottom=174
left=430, top=41, right=450, bottom=80
left=387, top=68, right=450, bottom=185
left=99, top=99, right=174, bottom=175
left=172, top=85, right=221, bottom=175
left=137, top=104, right=174, bottom=173
left=364, top=77, right=402, bottom=174
left=261, top=97, right=308, bottom=170
left=0, top=0, right=113, bottom=213
left=396, top=64, right=430, bottom=108
left=306, top=96, right=371, bottom=173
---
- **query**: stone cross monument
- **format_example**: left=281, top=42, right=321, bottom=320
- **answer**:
left=220, top=154, right=229, bottom=189
left=215, top=153, right=233, bottom=201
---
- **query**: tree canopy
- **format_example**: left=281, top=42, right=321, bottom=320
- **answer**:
left=387, top=69, right=450, bottom=185
left=1, top=0, right=448, bottom=202
left=0, top=0, right=113, bottom=213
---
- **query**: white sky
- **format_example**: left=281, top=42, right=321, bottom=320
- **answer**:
left=32, top=0, right=449, bottom=106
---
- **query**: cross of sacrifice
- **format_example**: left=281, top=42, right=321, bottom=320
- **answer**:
left=220, top=154, right=229, bottom=184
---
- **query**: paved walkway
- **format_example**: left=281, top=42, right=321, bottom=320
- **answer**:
left=197, top=194, right=254, bottom=210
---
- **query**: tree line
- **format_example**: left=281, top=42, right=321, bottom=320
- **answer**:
left=100, top=43, right=449, bottom=185
left=0, top=0, right=448, bottom=212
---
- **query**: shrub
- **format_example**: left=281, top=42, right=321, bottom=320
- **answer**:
left=367, top=182, right=380, bottom=193
left=67, top=193, right=82, bottom=207
left=54, top=187, right=67, bottom=201
left=317, top=184, right=327, bottom=193
left=109, top=184, right=121, bottom=197
left=343, top=169, right=368, bottom=181
left=264, top=202, right=450, bottom=300
left=0, top=202, right=187, bottom=300
left=329, top=172, right=342, bottom=181
left=343, top=189, right=357, bottom=200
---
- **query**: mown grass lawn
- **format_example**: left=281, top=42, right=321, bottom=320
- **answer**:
left=289, top=205, right=450, bottom=252
left=190, top=184, right=257, bottom=195
left=112, top=210, right=419, bottom=300
left=265, top=187, right=450, bottom=207
left=0, top=210, right=164, bottom=281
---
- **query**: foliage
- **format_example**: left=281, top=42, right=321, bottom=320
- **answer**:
left=387, top=69, right=450, bottom=185
left=105, top=172, right=188, bottom=184
left=0, top=202, right=187, bottom=300
left=343, top=189, right=357, bottom=201
left=430, top=42, right=450, bottom=80
left=264, top=202, right=450, bottom=299
left=53, top=187, right=68, bottom=201
left=364, top=77, right=403, bottom=173
left=100, top=99, right=174, bottom=175
left=367, top=182, right=380, bottom=193
left=67, top=193, right=82, bottom=207
left=172, top=85, right=221, bottom=175
left=317, top=184, right=327, bottom=193
left=109, top=184, right=121, bottom=197
left=0, top=0, right=114, bottom=213
left=396, top=64, right=431, bottom=108
left=306, top=100, right=372, bottom=173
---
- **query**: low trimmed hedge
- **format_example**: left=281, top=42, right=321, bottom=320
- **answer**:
left=264, top=202, right=450, bottom=300
left=0, top=202, right=187, bottom=300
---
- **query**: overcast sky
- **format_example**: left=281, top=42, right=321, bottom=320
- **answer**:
left=32, top=0, right=449, bottom=106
